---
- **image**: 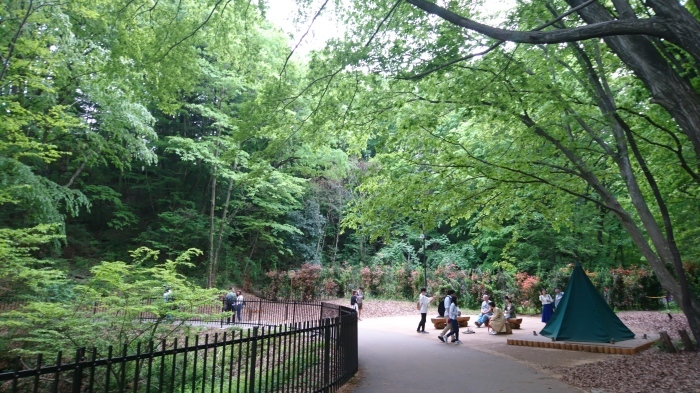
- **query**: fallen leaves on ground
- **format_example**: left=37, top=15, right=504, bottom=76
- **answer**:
left=548, top=348, right=700, bottom=393
left=617, top=310, right=689, bottom=339
left=546, top=310, right=697, bottom=393
left=324, top=298, right=418, bottom=319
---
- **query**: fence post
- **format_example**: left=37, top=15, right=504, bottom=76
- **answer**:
left=52, top=351, right=62, bottom=393
left=71, top=348, right=84, bottom=393
left=323, top=318, right=332, bottom=392
left=32, top=353, right=43, bottom=393
left=248, top=327, right=259, bottom=393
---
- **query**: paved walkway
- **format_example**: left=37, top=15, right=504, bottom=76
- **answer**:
left=346, top=315, right=582, bottom=393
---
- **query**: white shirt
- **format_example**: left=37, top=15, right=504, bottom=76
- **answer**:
left=540, top=294, right=553, bottom=305
left=555, top=292, right=564, bottom=307
left=443, top=296, right=452, bottom=317
left=480, top=300, right=492, bottom=315
left=419, top=293, right=432, bottom=313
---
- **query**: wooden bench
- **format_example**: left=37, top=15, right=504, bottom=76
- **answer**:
left=507, top=318, right=522, bottom=329
left=431, top=316, right=470, bottom=329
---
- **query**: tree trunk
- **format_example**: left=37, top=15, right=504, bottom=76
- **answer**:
left=525, top=113, right=700, bottom=344
left=566, top=38, right=700, bottom=345
left=565, top=0, right=700, bottom=159
left=212, top=176, right=235, bottom=286
left=207, top=164, right=217, bottom=288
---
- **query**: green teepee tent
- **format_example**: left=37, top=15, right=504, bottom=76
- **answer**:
left=539, top=264, right=635, bottom=343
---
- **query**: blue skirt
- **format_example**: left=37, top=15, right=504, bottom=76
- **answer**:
left=541, top=303, right=554, bottom=323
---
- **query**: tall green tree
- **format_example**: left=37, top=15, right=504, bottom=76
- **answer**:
left=295, top=0, right=700, bottom=342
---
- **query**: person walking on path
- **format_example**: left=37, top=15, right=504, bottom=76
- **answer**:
left=443, top=295, right=462, bottom=344
left=416, top=288, right=434, bottom=333
left=540, top=288, right=554, bottom=323
left=438, top=289, right=456, bottom=341
left=356, top=287, right=365, bottom=320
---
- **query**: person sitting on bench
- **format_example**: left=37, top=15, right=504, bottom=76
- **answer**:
left=474, top=294, right=494, bottom=328
left=488, top=305, right=511, bottom=335
left=503, top=296, right=516, bottom=319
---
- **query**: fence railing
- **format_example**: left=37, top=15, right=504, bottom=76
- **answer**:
left=0, top=297, right=344, bottom=329
left=0, top=302, right=358, bottom=393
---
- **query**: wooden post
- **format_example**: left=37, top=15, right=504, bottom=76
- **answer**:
left=659, top=331, right=677, bottom=353
left=678, top=329, right=697, bottom=351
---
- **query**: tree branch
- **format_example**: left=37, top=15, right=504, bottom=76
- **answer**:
left=154, top=0, right=231, bottom=62
left=618, top=107, right=700, bottom=183
left=65, top=162, right=86, bottom=188
left=398, top=0, right=597, bottom=80
left=365, top=0, right=403, bottom=47
left=405, top=0, right=674, bottom=44
left=1, top=0, right=34, bottom=82
left=280, top=0, right=331, bottom=78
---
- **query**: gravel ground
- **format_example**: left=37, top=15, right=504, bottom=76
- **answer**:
left=328, top=299, right=700, bottom=393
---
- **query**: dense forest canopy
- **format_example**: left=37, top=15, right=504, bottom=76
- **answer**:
left=2, top=0, right=700, bottom=349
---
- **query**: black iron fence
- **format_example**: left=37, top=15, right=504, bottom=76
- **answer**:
left=0, top=302, right=358, bottom=393
left=0, top=297, right=343, bottom=329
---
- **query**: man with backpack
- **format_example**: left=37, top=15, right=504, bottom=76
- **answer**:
left=224, top=287, right=236, bottom=324
left=437, top=289, right=456, bottom=342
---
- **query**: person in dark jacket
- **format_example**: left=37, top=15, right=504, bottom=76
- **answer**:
left=224, top=287, right=235, bottom=324
left=504, top=296, right=516, bottom=319
left=350, top=290, right=359, bottom=319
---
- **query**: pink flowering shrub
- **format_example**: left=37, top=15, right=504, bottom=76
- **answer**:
left=257, top=260, right=664, bottom=310
left=360, top=265, right=384, bottom=294
left=608, top=266, right=659, bottom=310
left=264, top=270, right=287, bottom=300
left=322, top=277, right=339, bottom=297
left=515, top=272, right=540, bottom=311
left=291, top=263, right=322, bottom=300
left=394, top=265, right=415, bottom=299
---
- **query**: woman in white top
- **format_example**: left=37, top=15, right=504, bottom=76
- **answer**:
left=235, top=290, right=245, bottom=322
left=539, top=289, right=553, bottom=323
left=443, top=296, right=462, bottom=344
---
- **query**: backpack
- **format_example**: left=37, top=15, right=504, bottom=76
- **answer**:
left=225, top=292, right=235, bottom=310
left=437, top=296, right=447, bottom=317
left=350, top=295, right=357, bottom=306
